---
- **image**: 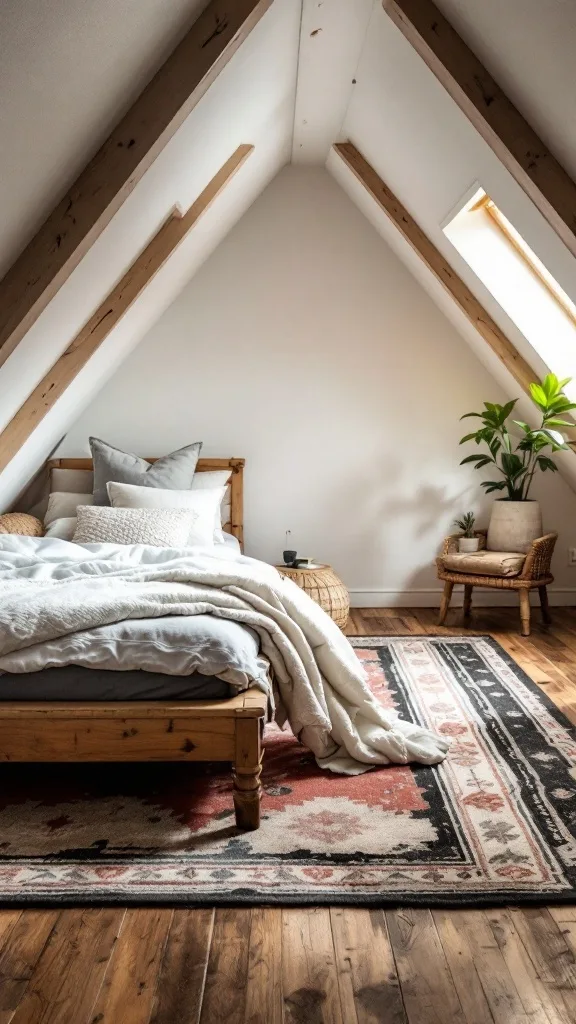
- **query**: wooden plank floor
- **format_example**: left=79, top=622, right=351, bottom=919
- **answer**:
left=2, top=606, right=576, bottom=1022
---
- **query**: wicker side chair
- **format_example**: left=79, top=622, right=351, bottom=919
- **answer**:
left=436, top=530, right=557, bottom=636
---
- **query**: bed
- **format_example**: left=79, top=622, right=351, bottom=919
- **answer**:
left=0, top=456, right=267, bottom=831
left=0, top=452, right=450, bottom=809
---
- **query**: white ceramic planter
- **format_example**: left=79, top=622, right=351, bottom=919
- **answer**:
left=458, top=537, right=480, bottom=553
left=487, top=500, right=542, bottom=553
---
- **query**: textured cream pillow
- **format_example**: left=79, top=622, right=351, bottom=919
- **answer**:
left=73, top=506, right=198, bottom=547
left=107, top=482, right=225, bottom=547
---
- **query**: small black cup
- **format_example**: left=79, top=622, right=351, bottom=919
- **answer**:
left=283, top=549, right=297, bottom=566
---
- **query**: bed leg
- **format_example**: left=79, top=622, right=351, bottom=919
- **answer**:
left=233, top=718, right=263, bottom=830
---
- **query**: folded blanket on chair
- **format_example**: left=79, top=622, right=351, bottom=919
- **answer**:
left=0, top=536, right=449, bottom=775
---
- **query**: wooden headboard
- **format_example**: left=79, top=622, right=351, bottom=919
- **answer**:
left=46, top=457, right=245, bottom=549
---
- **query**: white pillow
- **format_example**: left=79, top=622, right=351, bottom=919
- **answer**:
left=44, top=491, right=94, bottom=527
left=192, top=470, right=232, bottom=526
left=73, top=506, right=198, bottom=547
left=106, top=481, right=226, bottom=548
left=44, top=517, right=77, bottom=540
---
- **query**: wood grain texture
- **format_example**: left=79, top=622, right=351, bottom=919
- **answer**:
left=244, top=908, right=283, bottom=1024
left=0, top=912, right=60, bottom=1023
left=330, top=907, right=407, bottom=1024
left=3, top=609, right=576, bottom=1022
left=200, top=909, right=252, bottom=1024
left=89, top=909, right=172, bottom=1024
left=383, top=0, right=576, bottom=258
left=150, top=909, right=214, bottom=1024
left=334, top=141, right=576, bottom=444
left=0, top=715, right=236, bottom=762
left=281, top=908, right=343, bottom=1024
left=9, top=909, right=124, bottom=1024
left=0, top=147, right=253, bottom=474
left=0, top=0, right=271, bottom=366
left=386, top=909, right=467, bottom=1024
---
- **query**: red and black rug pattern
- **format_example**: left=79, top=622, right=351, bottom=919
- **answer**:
left=2, top=636, right=576, bottom=905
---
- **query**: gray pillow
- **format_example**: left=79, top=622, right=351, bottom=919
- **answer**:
left=90, top=437, right=203, bottom=505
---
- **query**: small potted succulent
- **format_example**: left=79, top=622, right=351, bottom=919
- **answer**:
left=453, top=512, right=478, bottom=552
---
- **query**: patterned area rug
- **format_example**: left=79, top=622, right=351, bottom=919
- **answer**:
left=2, top=636, right=576, bottom=906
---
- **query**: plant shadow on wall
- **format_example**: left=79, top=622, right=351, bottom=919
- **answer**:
left=376, top=463, right=478, bottom=592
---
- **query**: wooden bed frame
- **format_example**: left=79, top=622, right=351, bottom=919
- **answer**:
left=0, top=456, right=268, bottom=831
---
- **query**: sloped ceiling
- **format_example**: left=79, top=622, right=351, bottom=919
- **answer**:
left=433, top=0, right=576, bottom=182
left=0, top=0, right=207, bottom=278
left=325, top=0, right=576, bottom=490
left=0, top=0, right=300, bottom=507
left=1, top=0, right=576, bottom=506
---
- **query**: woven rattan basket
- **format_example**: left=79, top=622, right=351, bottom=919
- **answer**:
left=0, top=513, right=43, bottom=536
left=276, top=564, right=349, bottom=630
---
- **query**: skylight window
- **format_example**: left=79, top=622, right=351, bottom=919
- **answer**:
left=443, top=188, right=576, bottom=402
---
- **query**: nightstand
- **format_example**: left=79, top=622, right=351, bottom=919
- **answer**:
left=275, top=563, right=349, bottom=630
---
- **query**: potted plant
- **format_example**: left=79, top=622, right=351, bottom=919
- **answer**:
left=460, top=374, right=576, bottom=552
left=454, top=512, right=478, bottom=552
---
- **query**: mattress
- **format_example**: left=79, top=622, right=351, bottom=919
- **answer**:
left=0, top=614, right=270, bottom=695
left=0, top=666, right=234, bottom=701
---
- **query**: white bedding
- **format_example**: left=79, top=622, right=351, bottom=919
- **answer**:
left=0, top=536, right=449, bottom=774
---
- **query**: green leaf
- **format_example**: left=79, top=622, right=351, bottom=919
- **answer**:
left=542, top=373, right=559, bottom=400
left=542, top=418, right=574, bottom=428
left=460, top=454, right=493, bottom=467
left=499, top=399, right=518, bottom=423
left=548, top=397, right=576, bottom=412
left=459, top=432, right=480, bottom=444
left=460, top=412, right=483, bottom=420
left=500, top=452, right=526, bottom=479
left=530, top=383, right=548, bottom=408
left=482, top=481, right=506, bottom=493
left=537, top=456, right=558, bottom=472
left=512, top=420, right=531, bottom=434
left=478, top=427, right=495, bottom=443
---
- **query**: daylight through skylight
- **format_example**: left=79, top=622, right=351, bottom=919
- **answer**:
left=443, top=188, right=576, bottom=402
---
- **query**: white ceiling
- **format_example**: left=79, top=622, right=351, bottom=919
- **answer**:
left=0, top=0, right=208, bottom=278
left=434, top=0, right=576, bottom=182
left=1, top=0, right=576, bottom=503
left=0, top=0, right=300, bottom=506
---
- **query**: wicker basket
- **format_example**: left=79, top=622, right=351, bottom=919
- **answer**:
left=0, top=513, right=44, bottom=536
left=276, top=564, right=349, bottom=630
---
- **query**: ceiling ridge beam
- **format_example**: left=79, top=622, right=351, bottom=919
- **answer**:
left=0, top=0, right=271, bottom=370
left=334, top=141, right=576, bottom=444
left=0, top=145, right=253, bottom=475
left=382, top=0, right=576, bottom=260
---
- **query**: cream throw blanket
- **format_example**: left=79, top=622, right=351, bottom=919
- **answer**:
left=0, top=537, right=449, bottom=775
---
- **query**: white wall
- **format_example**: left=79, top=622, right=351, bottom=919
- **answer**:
left=0, top=0, right=300, bottom=510
left=330, top=3, right=576, bottom=500
left=62, top=167, right=576, bottom=605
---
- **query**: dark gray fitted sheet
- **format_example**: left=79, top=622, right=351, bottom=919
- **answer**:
left=0, top=666, right=234, bottom=701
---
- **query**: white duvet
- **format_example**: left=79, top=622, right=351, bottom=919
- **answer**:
left=0, top=536, right=449, bottom=774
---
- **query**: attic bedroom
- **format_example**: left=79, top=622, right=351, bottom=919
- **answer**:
left=1, top=0, right=576, bottom=1019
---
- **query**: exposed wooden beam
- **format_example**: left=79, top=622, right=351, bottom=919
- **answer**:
left=334, top=142, right=576, bottom=443
left=0, top=145, right=253, bottom=474
left=382, top=0, right=576, bottom=260
left=0, top=0, right=271, bottom=370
